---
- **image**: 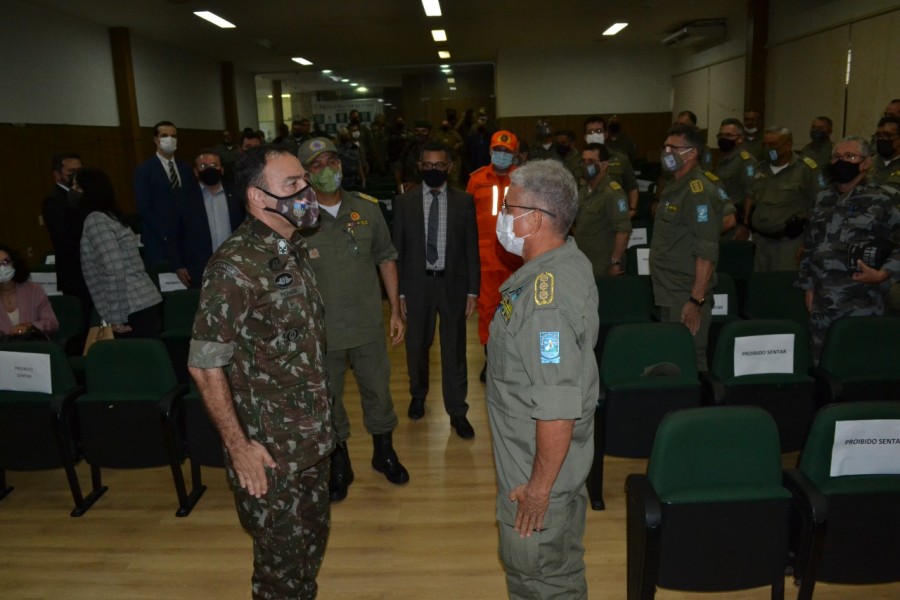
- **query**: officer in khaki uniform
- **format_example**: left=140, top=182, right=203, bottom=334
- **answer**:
left=714, top=118, right=757, bottom=239
left=747, top=126, right=827, bottom=272
left=188, top=145, right=333, bottom=599
left=298, top=138, right=409, bottom=503
left=800, top=116, right=834, bottom=178
left=651, top=124, right=725, bottom=371
left=871, top=116, right=900, bottom=192
left=487, top=160, right=599, bottom=599
left=582, top=116, right=640, bottom=215
left=573, top=142, right=632, bottom=276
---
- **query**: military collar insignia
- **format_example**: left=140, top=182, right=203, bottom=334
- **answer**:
left=277, top=239, right=289, bottom=255
left=690, top=179, right=704, bottom=193
left=534, top=272, right=555, bottom=305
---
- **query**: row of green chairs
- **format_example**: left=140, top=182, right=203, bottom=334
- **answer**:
left=0, top=339, right=221, bottom=516
left=626, top=402, right=900, bottom=599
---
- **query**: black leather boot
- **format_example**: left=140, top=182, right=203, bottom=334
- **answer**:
left=372, top=432, right=410, bottom=485
left=329, top=442, right=354, bottom=502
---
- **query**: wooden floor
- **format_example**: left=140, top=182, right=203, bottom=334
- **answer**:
left=2, top=311, right=898, bottom=599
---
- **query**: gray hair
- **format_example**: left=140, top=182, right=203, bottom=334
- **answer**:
left=839, top=135, right=870, bottom=157
left=765, top=125, right=792, bottom=143
left=509, top=159, right=578, bottom=236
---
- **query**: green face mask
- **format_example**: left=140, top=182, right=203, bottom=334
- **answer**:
left=309, top=166, right=342, bottom=194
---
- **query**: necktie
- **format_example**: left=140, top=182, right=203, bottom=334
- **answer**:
left=426, top=190, right=439, bottom=265
left=168, top=160, right=180, bottom=189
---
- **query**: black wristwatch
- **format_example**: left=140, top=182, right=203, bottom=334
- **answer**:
left=689, top=296, right=706, bottom=307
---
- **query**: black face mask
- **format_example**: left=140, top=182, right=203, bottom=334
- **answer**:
left=421, top=169, right=448, bottom=189
left=258, top=186, right=319, bottom=229
left=717, top=137, right=737, bottom=153
left=556, top=144, right=570, bottom=157
left=198, top=168, right=222, bottom=186
left=876, top=139, right=896, bottom=159
left=608, top=122, right=622, bottom=135
left=810, top=130, right=829, bottom=143
left=830, top=160, right=861, bottom=184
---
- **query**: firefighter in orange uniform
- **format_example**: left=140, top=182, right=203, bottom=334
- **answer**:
left=466, top=130, right=524, bottom=381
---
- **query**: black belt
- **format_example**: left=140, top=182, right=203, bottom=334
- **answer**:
left=424, top=269, right=445, bottom=277
left=755, top=229, right=787, bottom=240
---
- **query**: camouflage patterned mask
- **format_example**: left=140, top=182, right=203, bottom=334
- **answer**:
left=258, top=185, right=320, bottom=229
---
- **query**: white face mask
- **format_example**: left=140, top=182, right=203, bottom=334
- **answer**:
left=585, top=132, right=605, bottom=145
left=0, top=265, right=15, bottom=283
left=158, top=136, right=178, bottom=154
left=495, top=210, right=534, bottom=257
left=351, top=130, right=360, bottom=139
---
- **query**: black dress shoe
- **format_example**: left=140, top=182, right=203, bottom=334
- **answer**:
left=372, top=432, right=410, bottom=485
left=408, top=398, right=425, bottom=420
left=329, top=443, right=354, bottom=502
left=450, top=415, right=475, bottom=439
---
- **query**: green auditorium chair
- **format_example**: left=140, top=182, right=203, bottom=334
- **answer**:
left=625, top=406, right=791, bottom=600
left=159, top=288, right=201, bottom=385
left=594, top=274, right=656, bottom=361
left=702, top=319, right=815, bottom=451
left=0, top=341, right=106, bottom=516
left=588, top=322, right=702, bottom=510
left=706, top=272, right=740, bottom=364
left=743, top=270, right=809, bottom=328
left=48, top=294, right=86, bottom=356
left=717, top=240, right=756, bottom=285
left=812, top=316, right=900, bottom=405
left=625, top=245, right=650, bottom=276
left=78, top=338, right=204, bottom=516
left=182, top=379, right=225, bottom=471
left=784, top=401, right=900, bottom=599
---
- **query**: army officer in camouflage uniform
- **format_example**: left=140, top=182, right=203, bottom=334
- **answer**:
left=188, top=145, right=333, bottom=600
left=298, top=138, right=409, bottom=503
left=487, top=159, right=599, bottom=599
left=798, top=136, right=900, bottom=362
left=650, top=124, right=726, bottom=371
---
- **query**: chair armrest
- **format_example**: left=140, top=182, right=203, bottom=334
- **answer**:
left=625, top=474, right=662, bottom=529
left=159, top=383, right=189, bottom=420
left=810, top=366, right=842, bottom=405
left=699, top=371, right=726, bottom=405
left=597, top=380, right=608, bottom=409
left=783, top=468, right=828, bottom=526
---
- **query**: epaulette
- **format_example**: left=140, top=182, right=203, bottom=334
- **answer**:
left=352, top=191, right=379, bottom=204
left=802, top=156, right=818, bottom=169
left=690, top=179, right=704, bottom=193
left=534, top=272, right=554, bottom=306
left=704, top=171, right=720, bottom=182
left=609, top=181, right=622, bottom=190
left=740, top=150, right=751, bottom=160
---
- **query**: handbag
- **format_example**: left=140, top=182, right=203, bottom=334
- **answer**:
left=0, top=325, right=51, bottom=343
left=82, top=322, right=115, bottom=356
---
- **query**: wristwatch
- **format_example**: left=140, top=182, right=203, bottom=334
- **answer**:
left=689, top=296, right=706, bottom=307
left=610, top=258, right=622, bottom=265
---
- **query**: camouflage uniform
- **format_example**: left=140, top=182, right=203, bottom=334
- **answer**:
left=573, top=179, right=632, bottom=276
left=869, top=155, right=900, bottom=192
left=750, top=155, right=827, bottom=272
left=487, top=237, right=599, bottom=599
left=301, top=190, right=398, bottom=442
left=650, top=166, right=724, bottom=370
left=188, top=217, right=333, bottom=600
left=798, top=181, right=900, bottom=361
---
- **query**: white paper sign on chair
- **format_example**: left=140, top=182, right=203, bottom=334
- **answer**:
left=830, top=419, right=900, bottom=477
left=0, top=351, right=52, bottom=394
left=732, top=334, right=794, bottom=376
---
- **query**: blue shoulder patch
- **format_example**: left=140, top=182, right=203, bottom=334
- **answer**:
left=697, top=204, right=709, bottom=223
left=539, top=331, right=560, bottom=364
left=617, top=198, right=628, bottom=213
left=746, top=164, right=755, bottom=177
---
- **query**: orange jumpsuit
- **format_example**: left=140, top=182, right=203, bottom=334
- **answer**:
left=466, top=165, right=523, bottom=345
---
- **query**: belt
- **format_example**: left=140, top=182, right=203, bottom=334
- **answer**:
left=754, top=229, right=787, bottom=240
left=424, top=269, right=445, bottom=277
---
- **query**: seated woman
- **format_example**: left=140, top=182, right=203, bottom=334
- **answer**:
left=0, top=244, right=59, bottom=337
left=74, top=168, right=162, bottom=338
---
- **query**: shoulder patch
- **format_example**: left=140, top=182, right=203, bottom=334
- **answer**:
left=802, top=156, right=818, bottom=169
left=696, top=204, right=709, bottom=223
left=740, top=150, right=751, bottom=160
left=208, top=261, right=240, bottom=278
left=534, top=272, right=555, bottom=306
left=617, top=198, right=628, bottom=213
left=690, top=179, right=704, bottom=193
left=704, top=171, right=720, bottom=182
left=353, top=191, right=379, bottom=204
left=609, top=181, right=622, bottom=190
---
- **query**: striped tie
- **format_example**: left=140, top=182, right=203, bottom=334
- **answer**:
left=168, top=160, right=180, bottom=189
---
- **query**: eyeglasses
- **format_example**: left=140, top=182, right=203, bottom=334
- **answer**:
left=586, top=127, right=605, bottom=135
left=501, top=201, right=557, bottom=218
left=0, top=258, right=11, bottom=266
left=419, top=161, right=449, bottom=171
left=660, top=144, right=693, bottom=152
left=831, top=153, right=864, bottom=163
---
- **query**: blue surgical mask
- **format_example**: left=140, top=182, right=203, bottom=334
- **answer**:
left=768, top=148, right=780, bottom=162
left=491, top=151, right=514, bottom=170
left=583, top=163, right=599, bottom=180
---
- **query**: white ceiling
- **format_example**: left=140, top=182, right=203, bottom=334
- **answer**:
left=22, top=0, right=744, bottom=93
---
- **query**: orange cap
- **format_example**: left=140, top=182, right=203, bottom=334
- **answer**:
left=490, top=130, right=518, bottom=152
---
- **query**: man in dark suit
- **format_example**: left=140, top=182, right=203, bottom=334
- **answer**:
left=133, top=120, right=194, bottom=268
left=42, top=152, right=93, bottom=327
left=393, top=141, right=480, bottom=438
left=168, top=148, right=245, bottom=288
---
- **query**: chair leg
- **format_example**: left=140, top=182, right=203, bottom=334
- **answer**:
left=162, top=417, right=205, bottom=517
left=69, top=464, right=107, bottom=518
left=587, top=407, right=606, bottom=510
left=0, top=468, right=13, bottom=502
left=771, top=575, right=784, bottom=600
left=54, top=409, right=106, bottom=517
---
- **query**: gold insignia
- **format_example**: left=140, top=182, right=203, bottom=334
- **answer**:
left=534, top=272, right=555, bottom=306
left=500, top=296, right=514, bottom=322
left=609, top=181, right=622, bottom=190
left=500, top=134, right=510, bottom=142
left=690, top=179, right=703, bottom=193
left=740, top=150, right=750, bottom=160
left=355, top=192, right=379, bottom=204
left=802, top=157, right=818, bottom=169
left=704, top=171, right=719, bottom=181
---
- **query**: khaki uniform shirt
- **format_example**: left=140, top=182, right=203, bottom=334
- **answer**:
left=188, top=218, right=333, bottom=484
left=574, top=179, right=632, bottom=276
left=801, top=139, right=834, bottom=176
left=869, top=155, right=900, bottom=191
left=743, top=135, right=765, bottom=162
left=487, top=238, right=599, bottom=525
left=650, top=166, right=724, bottom=306
left=751, top=155, right=827, bottom=235
left=714, top=147, right=757, bottom=207
left=301, top=190, right=396, bottom=351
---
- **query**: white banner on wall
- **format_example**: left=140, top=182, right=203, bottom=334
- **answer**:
left=311, top=99, right=382, bottom=136
left=831, top=419, right=900, bottom=477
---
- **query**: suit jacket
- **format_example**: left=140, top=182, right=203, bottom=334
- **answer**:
left=42, top=184, right=88, bottom=296
left=392, top=185, right=480, bottom=308
left=167, top=179, right=245, bottom=288
left=133, top=155, right=194, bottom=266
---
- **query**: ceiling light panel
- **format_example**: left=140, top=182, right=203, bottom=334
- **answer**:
left=431, top=29, right=447, bottom=42
left=193, top=11, right=236, bottom=29
left=292, top=57, right=313, bottom=66
left=603, top=23, right=628, bottom=36
left=422, top=0, right=441, bottom=17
